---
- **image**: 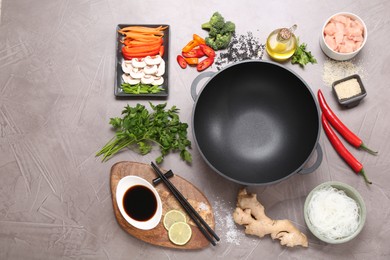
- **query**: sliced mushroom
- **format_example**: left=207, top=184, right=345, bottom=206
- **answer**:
left=156, top=59, right=165, bottom=76
left=144, top=55, right=162, bottom=66
left=122, top=73, right=131, bottom=83
left=152, top=76, right=164, bottom=86
left=131, top=58, right=146, bottom=68
left=141, top=75, right=155, bottom=84
left=122, top=74, right=140, bottom=85
left=129, top=68, right=144, bottom=79
left=143, top=64, right=158, bottom=75
left=121, top=60, right=133, bottom=74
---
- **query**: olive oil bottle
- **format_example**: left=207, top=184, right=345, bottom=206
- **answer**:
left=266, top=25, right=297, bottom=61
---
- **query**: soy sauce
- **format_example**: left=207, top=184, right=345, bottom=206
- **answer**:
left=123, top=185, right=157, bottom=222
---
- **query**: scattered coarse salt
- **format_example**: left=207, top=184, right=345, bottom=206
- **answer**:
left=322, top=59, right=364, bottom=87
left=213, top=198, right=242, bottom=245
left=198, top=202, right=209, bottom=211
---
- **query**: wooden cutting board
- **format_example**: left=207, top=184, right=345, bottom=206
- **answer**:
left=110, top=161, right=216, bottom=249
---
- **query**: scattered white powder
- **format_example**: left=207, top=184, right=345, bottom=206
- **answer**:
left=322, top=59, right=364, bottom=87
left=213, top=197, right=243, bottom=245
left=198, top=202, right=209, bottom=211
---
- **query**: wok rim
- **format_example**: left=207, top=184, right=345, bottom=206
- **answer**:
left=191, top=60, right=321, bottom=186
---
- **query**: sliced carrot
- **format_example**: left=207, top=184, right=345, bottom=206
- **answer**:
left=118, top=26, right=168, bottom=36
left=121, top=38, right=163, bottom=47
left=124, top=37, right=162, bottom=43
left=119, top=25, right=167, bottom=33
left=123, top=32, right=162, bottom=40
left=119, top=26, right=167, bottom=60
left=121, top=38, right=133, bottom=46
left=125, top=30, right=164, bottom=36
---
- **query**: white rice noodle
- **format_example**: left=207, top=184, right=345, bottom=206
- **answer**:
left=307, top=185, right=360, bottom=240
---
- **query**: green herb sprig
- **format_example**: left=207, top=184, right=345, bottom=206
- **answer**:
left=96, top=103, right=191, bottom=164
left=291, top=38, right=317, bottom=67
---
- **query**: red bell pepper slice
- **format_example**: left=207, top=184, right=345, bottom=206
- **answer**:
left=158, top=45, right=164, bottom=57
left=122, top=48, right=160, bottom=59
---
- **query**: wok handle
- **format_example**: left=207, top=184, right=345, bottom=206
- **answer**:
left=191, top=71, right=215, bottom=101
left=299, top=144, right=323, bottom=174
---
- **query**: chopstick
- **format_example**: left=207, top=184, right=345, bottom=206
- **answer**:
left=150, top=162, right=220, bottom=246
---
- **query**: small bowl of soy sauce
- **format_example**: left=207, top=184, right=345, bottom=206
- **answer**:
left=116, top=176, right=163, bottom=230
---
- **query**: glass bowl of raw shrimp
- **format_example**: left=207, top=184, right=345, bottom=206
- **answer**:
left=320, top=12, right=367, bottom=61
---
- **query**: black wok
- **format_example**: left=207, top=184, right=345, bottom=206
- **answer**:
left=191, top=60, right=322, bottom=185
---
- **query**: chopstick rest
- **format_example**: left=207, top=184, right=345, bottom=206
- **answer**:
left=152, top=170, right=174, bottom=186
left=150, top=162, right=220, bottom=246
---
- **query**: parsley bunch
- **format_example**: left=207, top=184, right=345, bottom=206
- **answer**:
left=96, top=103, right=192, bottom=164
left=291, top=39, right=317, bottom=67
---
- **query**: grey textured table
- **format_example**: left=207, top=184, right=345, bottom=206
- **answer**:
left=1, top=0, right=389, bottom=259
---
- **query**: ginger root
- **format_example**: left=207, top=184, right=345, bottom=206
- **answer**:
left=233, top=188, right=308, bottom=248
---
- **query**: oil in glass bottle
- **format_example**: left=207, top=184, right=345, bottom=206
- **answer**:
left=266, top=25, right=297, bottom=61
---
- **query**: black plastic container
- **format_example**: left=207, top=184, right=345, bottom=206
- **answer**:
left=332, top=74, right=367, bottom=108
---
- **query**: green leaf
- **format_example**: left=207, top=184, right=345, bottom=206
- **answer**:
left=109, top=117, right=122, bottom=129
left=138, top=141, right=152, bottom=155
left=155, top=156, right=163, bottom=164
left=180, top=150, right=192, bottom=163
left=291, top=39, right=317, bottom=67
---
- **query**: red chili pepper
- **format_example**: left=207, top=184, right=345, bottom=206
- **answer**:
left=177, top=55, right=187, bottom=69
left=197, top=57, right=214, bottom=72
left=321, top=114, right=372, bottom=184
left=199, top=44, right=216, bottom=58
left=318, top=89, right=377, bottom=155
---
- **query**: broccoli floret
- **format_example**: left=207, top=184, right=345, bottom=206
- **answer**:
left=208, top=27, right=219, bottom=38
left=205, top=37, right=218, bottom=50
left=206, top=33, right=233, bottom=51
left=220, top=21, right=236, bottom=35
left=202, top=12, right=236, bottom=50
left=201, top=12, right=225, bottom=30
left=215, top=33, right=233, bottom=50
